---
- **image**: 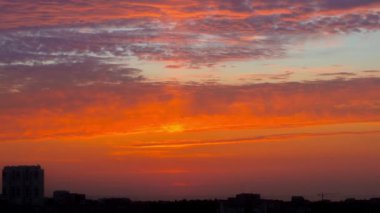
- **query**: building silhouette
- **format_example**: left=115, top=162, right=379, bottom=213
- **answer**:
left=2, top=165, right=44, bottom=205
left=220, top=193, right=263, bottom=213
left=53, top=190, right=86, bottom=205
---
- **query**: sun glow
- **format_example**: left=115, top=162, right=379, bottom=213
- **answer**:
left=160, top=124, right=185, bottom=133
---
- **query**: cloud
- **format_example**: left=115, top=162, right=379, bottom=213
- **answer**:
left=318, top=72, right=356, bottom=76
left=121, top=130, right=380, bottom=149
left=0, top=1, right=380, bottom=141
left=0, top=1, right=379, bottom=67
left=317, top=72, right=357, bottom=80
left=363, top=70, right=380, bottom=73
left=1, top=76, right=380, bottom=141
left=0, top=60, right=143, bottom=93
left=239, top=71, right=294, bottom=82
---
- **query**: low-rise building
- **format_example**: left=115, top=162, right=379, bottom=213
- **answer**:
left=53, top=190, right=86, bottom=205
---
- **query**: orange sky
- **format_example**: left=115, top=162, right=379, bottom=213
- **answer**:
left=1, top=78, right=380, bottom=200
left=1, top=122, right=380, bottom=200
left=1, top=0, right=380, bottom=200
left=1, top=79, right=380, bottom=141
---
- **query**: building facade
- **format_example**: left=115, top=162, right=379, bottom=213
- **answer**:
left=2, top=165, right=44, bottom=205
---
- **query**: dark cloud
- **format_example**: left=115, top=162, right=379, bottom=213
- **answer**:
left=319, top=0, right=378, bottom=10
left=318, top=72, right=357, bottom=77
left=362, top=69, right=380, bottom=73
left=0, top=60, right=144, bottom=94
left=218, top=0, right=254, bottom=12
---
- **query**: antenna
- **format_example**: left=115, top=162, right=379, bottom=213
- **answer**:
left=317, top=192, right=336, bottom=201
left=318, top=193, right=325, bottom=201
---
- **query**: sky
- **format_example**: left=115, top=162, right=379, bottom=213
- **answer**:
left=0, top=0, right=380, bottom=201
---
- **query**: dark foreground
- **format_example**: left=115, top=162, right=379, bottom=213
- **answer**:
left=1, top=194, right=380, bottom=213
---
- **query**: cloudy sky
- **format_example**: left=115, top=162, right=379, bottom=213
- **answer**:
left=1, top=0, right=380, bottom=200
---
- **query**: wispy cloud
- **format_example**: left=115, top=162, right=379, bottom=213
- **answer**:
left=1, top=76, right=380, bottom=141
left=119, top=130, right=380, bottom=149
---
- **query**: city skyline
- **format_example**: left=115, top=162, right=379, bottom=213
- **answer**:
left=0, top=0, right=380, bottom=200
left=0, top=164, right=378, bottom=202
